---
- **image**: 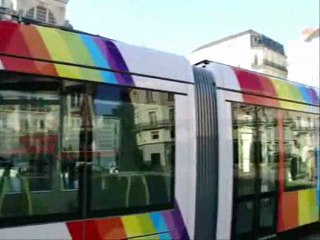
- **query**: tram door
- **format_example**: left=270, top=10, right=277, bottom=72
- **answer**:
left=232, top=104, right=279, bottom=239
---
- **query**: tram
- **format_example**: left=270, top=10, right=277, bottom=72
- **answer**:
left=0, top=21, right=319, bottom=239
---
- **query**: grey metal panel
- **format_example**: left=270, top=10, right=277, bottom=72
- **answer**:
left=193, top=67, right=218, bottom=240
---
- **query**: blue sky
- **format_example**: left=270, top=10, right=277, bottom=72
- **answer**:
left=67, top=0, right=319, bottom=56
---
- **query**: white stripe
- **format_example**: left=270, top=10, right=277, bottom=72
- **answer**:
left=0, top=223, right=71, bottom=240
left=216, top=96, right=233, bottom=240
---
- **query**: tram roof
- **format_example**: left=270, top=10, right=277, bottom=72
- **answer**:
left=196, top=60, right=320, bottom=108
left=0, top=21, right=194, bottom=86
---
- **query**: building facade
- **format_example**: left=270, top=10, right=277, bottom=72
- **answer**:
left=287, top=28, right=319, bottom=88
left=131, top=90, right=175, bottom=169
left=190, top=30, right=288, bottom=79
left=0, top=0, right=69, bottom=26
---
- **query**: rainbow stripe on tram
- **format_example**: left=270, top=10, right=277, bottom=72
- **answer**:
left=67, top=206, right=189, bottom=240
left=0, top=21, right=134, bottom=86
left=232, top=68, right=319, bottom=108
left=229, top=67, right=320, bottom=232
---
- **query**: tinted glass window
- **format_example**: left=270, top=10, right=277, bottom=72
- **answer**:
left=0, top=72, right=175, bottom=226
left=283, top=111, right=318, bottom=190
left=257, top=107, right=278, bottom=193
left=88, top=85, right=174, bottom=213
left=0, top=76, right=79, bottom=220
left=233, top=104, right=279, bottom=196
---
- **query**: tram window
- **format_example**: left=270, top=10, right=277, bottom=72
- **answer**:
left=232, top=104, right=257, bottom=196
left=283, top=111, right=318, bottom=190
left=0, top=72, right=175, bottom=227
left=232, top=104, right=279, bottom=196
left=88, top=85, right=174, bottom=213
left=256, top=108, right=279, bottom=193
left=0, top=73, right=81, bottom=221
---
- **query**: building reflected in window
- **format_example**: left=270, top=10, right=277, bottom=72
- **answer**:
left=0, top=73, right=174, bottom=222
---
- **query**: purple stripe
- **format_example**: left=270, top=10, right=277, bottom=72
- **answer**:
left=105, top=40, right=134, bottom=86
left=163, top=211, right=179, bottom=239
left=172, top=203, right=189, bottom=240
left=163, top=204, right=189, bottom=240
left=94, top=38, right=134, bottom=86
left=307, top=88, right=319, bottom=105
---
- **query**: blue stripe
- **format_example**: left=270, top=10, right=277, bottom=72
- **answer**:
left=297, top=85, right=313, bottom=104
left=80, top=34, right=117, bottom=84
left=150, top=213, right=169, bottom=233
left=159, top=232, right=172, bottom=240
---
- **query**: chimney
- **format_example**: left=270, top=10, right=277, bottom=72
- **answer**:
left=302, top=28, right=314, bottom=40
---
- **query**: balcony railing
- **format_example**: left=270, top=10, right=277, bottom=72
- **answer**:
left=252, top=59, right=287, bottom=73
left=135, top=120, right=174, bottom=131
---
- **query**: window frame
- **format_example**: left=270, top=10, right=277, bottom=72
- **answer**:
left=283, top=110, right=318, bottom=192
left=0, top=71, right=176, bottom=228
left=230, top=101, right=319, bottom=193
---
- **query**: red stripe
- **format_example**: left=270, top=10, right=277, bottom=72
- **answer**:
left=232, top=67, right=278, bottom=99
left=258, top=75, right=277, bottom=98
left=0, top=22, right=39, bottom=74
left=233, top=68, right=264, bottom=94
left=66, top=221, right=84, bottom=240
left=67, top=218, right=127, bottom=240
left=95, top=218, right=127, bottom=239
left=0, top=56, right=57, bottom=76
left=0, top=21, right=20, bottom=53
left=242, top=94, right=280, bottom=107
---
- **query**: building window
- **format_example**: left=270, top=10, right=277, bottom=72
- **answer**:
left=168, top=93, right=174, bottom=101
left=71, top=92, right=81, bottom=108
left=151, top=131, right=159, bottom=140
left=146, top=91, right=153, bottom=103
left=36, top=6, right=46, bottom=22
left=253, top=55, right=258, bottom=65
left=170, top=128, right=175, bottom=139
left=48, top=11, right=56, bottom=25
left=25, top=6, right=57, bottom=25
left=0, top=115, right=7, bottom=128
left=40, top=119, right=45, bottom=129
left=169, top=108, right=174, bottom=122
left=149, top=111, right=157, bottom=126
left=25, top=8, right=35, bottom=19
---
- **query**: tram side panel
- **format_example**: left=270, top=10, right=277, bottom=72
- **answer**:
left=203, top=62, right=320, bottom=239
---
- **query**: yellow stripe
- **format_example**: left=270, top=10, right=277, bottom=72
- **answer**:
left=122, top=215, right=144, bottom=237
left=279, top=100, right=305, bottom=111
left=57, top=31, right=102, bottom=81
left=36, top=26, right=82, bottom=79
left=298, top=188, right=318, bottom=225
left=137, top=214, right=157, bottom=234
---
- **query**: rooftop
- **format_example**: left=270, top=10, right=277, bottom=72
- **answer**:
left=193, top=29, right=285, bottom=56
left=193, top=29, right=258, bottom=52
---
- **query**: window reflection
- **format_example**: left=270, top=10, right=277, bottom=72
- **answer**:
left=233, top=104, right=279, bottom=196
left=0, top=76, right=79, bottom=218
left=233, top=104, right=257, bottom=196
left=89, top=85, right=174, bottom=211
left=283, top=111, right=318, bottom=189
left=0, top=73, right=175, bottom=224
left=257, top=108, right=278, bottom=193
left=62, top=83, right=86, bottom=190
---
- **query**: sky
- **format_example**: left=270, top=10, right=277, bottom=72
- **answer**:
left=66, top=0, right=319, bottom=56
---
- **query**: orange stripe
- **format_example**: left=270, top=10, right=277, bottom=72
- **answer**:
left=20, top=25, right=57, bottom=75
